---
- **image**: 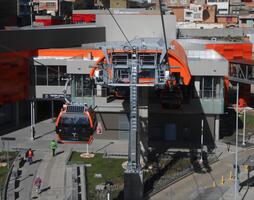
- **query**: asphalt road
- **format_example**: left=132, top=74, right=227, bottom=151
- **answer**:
left=151, top=147, right=254, bottom=200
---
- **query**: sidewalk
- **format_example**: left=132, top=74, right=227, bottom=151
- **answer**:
left=151, top=137, right=254, bottom=200
left=2, top=119, right=128, bottom=200
left=31, top=150, right=68, bottom=200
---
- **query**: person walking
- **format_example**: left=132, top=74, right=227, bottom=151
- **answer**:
left=26, top=148, right=33, bottom=165
left=34, top=176, right=42, bottom=194
left=50, top=140, right=57, bottom=156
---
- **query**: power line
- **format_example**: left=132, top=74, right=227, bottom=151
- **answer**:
left=158, top=0, right=170, bottom=67
left=98, top=0, right=133, bottom=49
left=106, top=8, right=133, bottom=49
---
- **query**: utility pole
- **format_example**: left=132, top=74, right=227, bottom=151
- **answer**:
left=30, top=101, right=35, bottom=140
left=29, top=0, right=33, bottom=27
left=234, top=82, right=239, bottom=200
left=200, top=119, right=204, bottom=164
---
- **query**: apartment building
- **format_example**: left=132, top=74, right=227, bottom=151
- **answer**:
left=207, top=0, right=229, bottom=14
left=0, top=0, right=31, bottom=27
left=184, top=4, right=203, bottom=22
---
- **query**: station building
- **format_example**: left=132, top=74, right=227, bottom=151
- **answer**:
left=0, top=10, right=253, bottom=153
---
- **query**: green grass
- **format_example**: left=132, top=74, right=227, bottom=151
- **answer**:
left=68, top=152, right=126, bottom=200
left=0, top=152, right=18, bottom=195
left=240, top=112, right=254, bottom=131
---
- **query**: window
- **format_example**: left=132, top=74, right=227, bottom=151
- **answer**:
left=241, top=19, right=247, bottom=24
left=199, top=76, right=222, bottom=98
left=48, top=66, right=58, bottom=85
left=75, top=75, right=83, bottom=97
left=36, top=66, right=47, bottom=85
left=46, top=2, right=56, bottom=7
left=59, top=66, right=66, bottom=86
left=35, top=65, right=66, bottom=86
left=186, top=11, right=192, bottom=17
left=194, top=13, right=201, bottom=19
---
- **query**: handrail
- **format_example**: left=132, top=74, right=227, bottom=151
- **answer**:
left=2, top=152, right=21, bottom=200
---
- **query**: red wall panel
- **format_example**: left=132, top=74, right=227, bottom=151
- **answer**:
left=0, top=51, right=34, bottom=105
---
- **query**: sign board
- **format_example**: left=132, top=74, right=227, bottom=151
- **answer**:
left=1, top=137, right=16, bottom=141
left=43, top=94, right=71, bottom=99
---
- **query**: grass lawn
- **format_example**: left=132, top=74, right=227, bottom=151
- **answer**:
left=240, top=111, right=254, bottom=132
left=68, top=152, right=126, bottom=200
left=0, top=152, right=18, bottom=194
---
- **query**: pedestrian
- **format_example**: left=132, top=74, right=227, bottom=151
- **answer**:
left=26, top=148, right=33, bottom=165
left=34, top=176, right=42, bottom=194
left=50, top=140, right=57, bottom=156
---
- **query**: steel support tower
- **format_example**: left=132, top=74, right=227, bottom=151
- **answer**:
left=124, top=50, right=143, bottom=200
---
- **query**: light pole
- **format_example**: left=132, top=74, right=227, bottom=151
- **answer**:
left=243, top=107, right=246, bottom=146
left=200, top=119, right=204, bottom=164
left=30, top=100, right=35, bottom=140
left=234, top=82, right=239, bottom=200
left=29, top=0, right=33, bottom=27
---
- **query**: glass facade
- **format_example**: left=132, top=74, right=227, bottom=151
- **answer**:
left=192, top=76, right=224, bottom=114
left=35, top=65, right=66, bottom=86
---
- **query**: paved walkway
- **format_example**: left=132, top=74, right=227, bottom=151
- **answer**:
left=1, top=119, right=128, bottom=200
left=151, top=142, right=254, bottom=200
left=3, top=119, right=254, bottom=200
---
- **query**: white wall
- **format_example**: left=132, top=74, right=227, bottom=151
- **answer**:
left=96, top=14, right=177, bottom=42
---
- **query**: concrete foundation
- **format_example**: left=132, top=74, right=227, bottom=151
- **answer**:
left=124, top=172, right=143, bottom=200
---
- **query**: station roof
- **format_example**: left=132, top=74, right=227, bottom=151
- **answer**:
left=186, top=49, right=228, bottom=76
left=229, top=58, right=254, bottom=65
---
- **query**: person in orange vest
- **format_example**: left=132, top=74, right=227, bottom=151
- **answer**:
left=26, top=148, right=33, bottom=165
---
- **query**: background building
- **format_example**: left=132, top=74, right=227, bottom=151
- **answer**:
left=207, top=0, right=229, bottom=14
left=184, top=4, right=203, bottom=22
left=0, top=0, right=31, bottom=28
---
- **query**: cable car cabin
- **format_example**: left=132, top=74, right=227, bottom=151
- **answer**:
left=55, top=104, right=97, bottom=143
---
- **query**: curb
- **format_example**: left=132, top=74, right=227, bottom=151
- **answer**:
left=2, top=152, right=21, bottom=200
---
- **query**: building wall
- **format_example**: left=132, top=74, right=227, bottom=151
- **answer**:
left=184, top=4, right=203, bottom=22
left=217, top=16, right=238, bottom=25
left=203, top=5, right=216, bottom=23
left=0, top=26, right=105, bottom=106
left=148, top=113, right=216, bottom=149
left=33, top=0, right=58, bottom=15
left=172, top=7, right=185, bottom=21
left=110, top=0, right=127, bottom=8
left=0, top=0, right=20, bottom=27
left=0, top=51, right=32, bottom=105
left=95, top=112, right=129, bottom=140
left=96, top=14, right=177, bottom=42
left=239, top=18, right=254, bottom=28
left=165, top=0, right=190, bottom=7
left=192, top=0, right=205, bottom=5
left=0, top=26, right=106, bottom=53
left=207, top=0, right=229, bottom=14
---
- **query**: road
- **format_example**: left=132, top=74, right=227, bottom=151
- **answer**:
left=151, top=147, right=254, bottom=200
